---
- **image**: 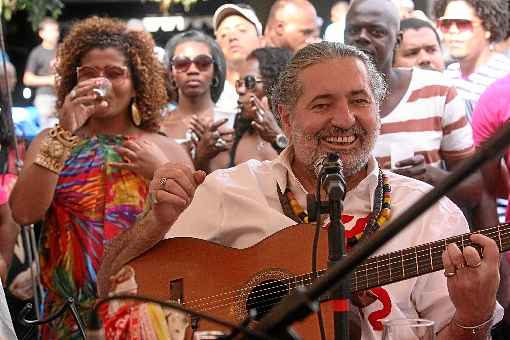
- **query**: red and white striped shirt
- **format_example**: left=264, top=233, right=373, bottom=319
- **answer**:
left=374, top=68, right=474, bottom=169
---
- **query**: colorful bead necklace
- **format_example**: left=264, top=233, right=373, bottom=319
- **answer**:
left=277, top=169, right=391, bottom=246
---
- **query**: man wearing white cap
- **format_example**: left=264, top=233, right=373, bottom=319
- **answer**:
left=213, top=4, right=263, bottom=120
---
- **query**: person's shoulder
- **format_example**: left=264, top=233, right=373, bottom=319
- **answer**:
left=483, top=72, right=510, bottom=94
left=386, top=171, right=461, bottom=214
left=411, top=67, right=453, bottom=87
left=205, top=159, right=276, bottom=188
left=141, top=131, right=192, bottom=164
left=406, top=68, right=457, bottom=104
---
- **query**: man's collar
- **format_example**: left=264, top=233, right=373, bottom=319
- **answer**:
left=272, top=146, right=381, bottom=211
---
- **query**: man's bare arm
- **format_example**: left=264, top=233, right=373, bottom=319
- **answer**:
left=97, top=164, right=206, bottom=297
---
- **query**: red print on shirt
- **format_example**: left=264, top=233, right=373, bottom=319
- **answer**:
left=331, top=214, right=393, bottom=331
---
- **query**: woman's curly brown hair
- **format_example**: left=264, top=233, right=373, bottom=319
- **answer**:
left=55, top=16, right=168, bottom=131
left=433, top=0, right=509, bottom=43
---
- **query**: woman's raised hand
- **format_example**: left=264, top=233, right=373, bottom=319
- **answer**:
left=59, top=78, right=109, bottom=133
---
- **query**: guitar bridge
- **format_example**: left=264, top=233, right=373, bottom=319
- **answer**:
left=169, top=278, right=184, bottom=304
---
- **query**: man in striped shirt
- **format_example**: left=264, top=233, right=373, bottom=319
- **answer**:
left=433, top=0, right=510, bottom=122
left=345, top=0, right=496, bottom=229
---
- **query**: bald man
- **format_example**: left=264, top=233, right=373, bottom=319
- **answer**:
left=264, top=0, right=321, bottom=52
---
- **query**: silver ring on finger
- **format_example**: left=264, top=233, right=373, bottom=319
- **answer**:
left=159, top=177, right=169, bottom=189
left=214, top=137, right=227, bottom=148
left=70, top=89, right=77, bottom=100
left=212, top=131, right=220, bottom=139
left=444, top=270, right=456, bottom=278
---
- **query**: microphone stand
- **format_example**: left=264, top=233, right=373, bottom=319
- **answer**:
left=247, top=120, right=510, bottom=339
left=18, top=297, right=86, bottom=339
left=310, top=153, right=349, bottom=340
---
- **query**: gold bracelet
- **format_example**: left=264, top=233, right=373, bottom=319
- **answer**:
left=452, top=314, right=494, bottom=335
left=34, top=124, right=80, bottom=174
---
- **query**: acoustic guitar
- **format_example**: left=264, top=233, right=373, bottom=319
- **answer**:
left=126, top=223, right=510, bottom=339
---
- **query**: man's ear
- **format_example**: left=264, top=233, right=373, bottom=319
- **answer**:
left=278, top=104, right=291, bottom=132
left=396, top=31, right=403, bottom=48
left=275, top=21, right=285, bottom=37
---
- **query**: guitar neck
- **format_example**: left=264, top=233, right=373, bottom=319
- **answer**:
left=288, top=223, right=510, bottom=293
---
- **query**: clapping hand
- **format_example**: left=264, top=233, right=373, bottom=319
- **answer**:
left=249, top=96, right=283, bottom=145
left=111, top=138, right=169, bottom=180
left=189, top=116, right=234, bottom=167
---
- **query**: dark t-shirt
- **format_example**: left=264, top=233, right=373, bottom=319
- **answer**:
left=24, top=45, right=56, bottom=96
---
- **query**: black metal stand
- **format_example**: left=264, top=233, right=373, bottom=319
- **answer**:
left=18, top=297, right=86, bottom=339
left=308, top=153, right=349, bottom=340
left=247, top=120, right=510, bottom=339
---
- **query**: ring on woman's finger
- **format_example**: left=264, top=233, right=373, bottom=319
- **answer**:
left=214, top=137, right=227, bottom=148
left=467, top=261, right=482, bottom=268
left=211, top=131, right=221, bottom=139
left=444, top=270, right=456, bottom=277
left=159, top=177, right=169, bottom=189
left=70, top=89, right=77, bottom=100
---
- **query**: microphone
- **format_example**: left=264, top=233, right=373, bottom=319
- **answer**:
left=315, top=153, right=346, bottom=201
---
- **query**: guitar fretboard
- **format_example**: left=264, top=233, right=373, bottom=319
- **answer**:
left=285, top=223, right=510, bottom=293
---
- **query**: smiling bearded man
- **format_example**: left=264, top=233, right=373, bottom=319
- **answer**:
left=98, top=41, right=502, bottom=340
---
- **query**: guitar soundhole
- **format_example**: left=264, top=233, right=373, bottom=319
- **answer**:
left=246, top=279, right=288, bottom=320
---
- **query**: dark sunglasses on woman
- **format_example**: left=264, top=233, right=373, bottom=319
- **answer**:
left=235, top=75, right=264, bottom=91
left=436, top=18, right=481, bottom=34
left=77, top=65, right=128, bottom=82
left=171, top=55, right=214, bottom=72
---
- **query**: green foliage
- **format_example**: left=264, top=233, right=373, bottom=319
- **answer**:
left=1, top=0, right=63, bottom=31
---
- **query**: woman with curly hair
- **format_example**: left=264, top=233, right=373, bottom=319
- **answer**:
left=9, top=16, right=191, bottom=338
left=434, top=0, right=510, bottom=119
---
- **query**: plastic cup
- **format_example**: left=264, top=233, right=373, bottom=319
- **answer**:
left=93, top=78, right=112, bottom=98
left=382, top=318, right=435, bottom=340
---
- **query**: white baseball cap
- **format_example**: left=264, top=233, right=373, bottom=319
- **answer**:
left=213, top=4, right=263, bottom=36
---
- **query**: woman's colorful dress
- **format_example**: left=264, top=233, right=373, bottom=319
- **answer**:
left=39, top=135, right=149, bottom=339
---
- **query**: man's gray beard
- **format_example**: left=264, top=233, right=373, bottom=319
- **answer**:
left=292, top=123, right=379, bottom=180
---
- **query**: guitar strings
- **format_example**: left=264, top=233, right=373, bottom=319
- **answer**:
left=184, top=227, right=510, bottom=313
left=182, top=227, right=510, bottom=314
left=185, top=228, right=510, bottom=315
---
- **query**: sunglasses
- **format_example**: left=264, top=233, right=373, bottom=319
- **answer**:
left=437, top=18, right=480, bottom=34
left=171, top=55, right=214, bottom=72
left=76, top=65, right=128, bottom=82
left=235, top=75, right=264, bottom=90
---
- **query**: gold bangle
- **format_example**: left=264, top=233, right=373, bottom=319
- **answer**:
left=33, top=125, right=80, bottom=174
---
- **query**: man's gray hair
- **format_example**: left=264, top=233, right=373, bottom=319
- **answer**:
left=271, top=41, right=387, bottom=122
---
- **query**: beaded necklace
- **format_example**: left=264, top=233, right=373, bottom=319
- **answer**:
left=277, top=169, right=391, bottom=247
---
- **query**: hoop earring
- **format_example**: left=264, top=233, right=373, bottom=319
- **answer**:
left=131, top=101, right=142, bottom=127
left=211, top=76, right=219, bottom=88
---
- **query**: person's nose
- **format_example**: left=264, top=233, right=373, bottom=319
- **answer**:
left=330, top=99, right=356, bottom=129
left=186, top=62, right=200, bottom=74
left=448, top=22, right=461, bottom=34
left=417, top=50, right=432, bottom=68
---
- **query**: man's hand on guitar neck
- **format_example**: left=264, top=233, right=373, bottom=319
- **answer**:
left=150, top=163, right=206, bottom=227
left=438, top=234, right=500, bottom=339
